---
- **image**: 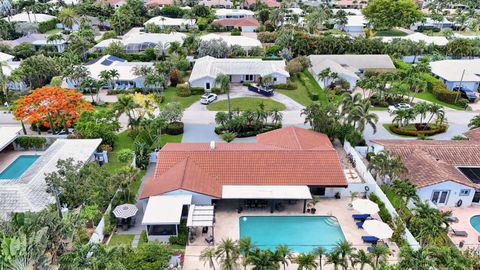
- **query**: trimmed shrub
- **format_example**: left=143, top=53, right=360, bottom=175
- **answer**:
left=369, top=193, right=392, bottom=224
left=38, top=18, right=59, bottom=33
left=15, top=136, right=46, bottom=150
left=211, top=87, right=224, bottom=94
left=431, top=81, right=467, bottom=107
left=231, top=28, right=241, bottom=36
left=190, top=87, right=205, bottom=95
left=389, top=124, right=447, bottom=136
left=215, top=124, right=281, bottom=138
left=273, top=81, right=298, bottom=90
left=176, top=83, right=191, bottom=97
left=165, top=121, right=184, bottom=135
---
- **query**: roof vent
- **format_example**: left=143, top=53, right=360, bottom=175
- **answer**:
left=210, top=141, right=215, bottom=150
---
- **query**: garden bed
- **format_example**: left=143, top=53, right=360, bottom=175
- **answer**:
left=215, top=124, right=281, bottom=138
left=388, top=124, right=447, bottom=136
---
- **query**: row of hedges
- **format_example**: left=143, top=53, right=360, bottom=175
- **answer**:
left=273, top=81, right=298, bottom=90
left=215, top=124, right=281, bottom=138
left=368, top=193, right=392, bottom=224
left=15, top=136, right=47, bottom=150
left=38, top=18, right=59, bottom=33
left=389, top=124, right=447, bottom=136
left=432, top=81, right=469, bottom=107
left=176, top=84, right=204, bottom=97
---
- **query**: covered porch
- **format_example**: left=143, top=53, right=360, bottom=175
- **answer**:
left=141, top=195, right=192, bottom=242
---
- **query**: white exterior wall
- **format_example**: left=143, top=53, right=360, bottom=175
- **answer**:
left=164, top=189, right=215, bottom=205
left=190, top=77, right=215, bottom=91
left=191, top=74, right=288, bottom=90
left=417, top=181, right=475, bottom=208
left=240, top=26, right=257, bottom=32
left=344, top=25, right=364, bottom=36
left=445, top=80, right=479, bottom=92
left=201, top=0, right=233, bottom=8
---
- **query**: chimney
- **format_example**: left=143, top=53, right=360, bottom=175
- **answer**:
left=210, top=141, right=216, bottom=150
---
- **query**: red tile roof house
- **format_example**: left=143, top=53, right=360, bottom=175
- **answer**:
left=211, top=17, right=260, bottom=32
left=243, top=0, right=280, bottom=8
left=371, top=128, right=480, bottom=209
left=139, top=127, right=348, bottom=242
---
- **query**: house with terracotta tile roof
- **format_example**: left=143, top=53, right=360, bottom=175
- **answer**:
left=211, top=17, right=260, bottom=32
left=140, top=127, right=348, bottom=241
left=371, top=129, right=480, bottom=208
left=243, top=0, right=280, bottom=8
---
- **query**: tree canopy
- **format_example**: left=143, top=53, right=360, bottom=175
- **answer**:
left=363, top=0, right=424, bottom=30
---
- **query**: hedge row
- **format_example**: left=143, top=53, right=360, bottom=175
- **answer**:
left=368, top=193, right=392, bottom=225
left=15, top=136, right=47, bottom=150
left=273, top=81, right=298, bottom=90
left=214, top=124, right=281, bottom=138
left=431, top=81, right=468, bottom=107
left=38, top=19, right=59, bottom=33
left=389, top=124, right=447, bottom=136
left=176, top=84, right=204, bottom=97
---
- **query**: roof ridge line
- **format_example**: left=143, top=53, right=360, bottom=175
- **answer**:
left=180, top=157, right=189, bottom=187
left=291, top=127, right=303, bottom=150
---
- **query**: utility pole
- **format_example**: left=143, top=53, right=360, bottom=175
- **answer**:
left=454, top=69, right=466, bottom=104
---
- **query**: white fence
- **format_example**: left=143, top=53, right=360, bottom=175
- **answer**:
left=344, top=141, right=421, bottom=250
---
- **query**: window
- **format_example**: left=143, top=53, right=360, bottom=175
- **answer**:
left=273, top=77, right=277, bottom=82
left=459, top=189, right=471, bottom=196
left=206, top=82, right=211, bottom=90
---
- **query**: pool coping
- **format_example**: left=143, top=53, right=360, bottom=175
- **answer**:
left=0, top=154, right=42, bottom=180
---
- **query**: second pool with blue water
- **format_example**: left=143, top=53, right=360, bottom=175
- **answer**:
left=239, top=216, right=346, bottom=253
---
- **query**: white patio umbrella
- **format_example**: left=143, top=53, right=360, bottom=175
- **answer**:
left=352, top=199, right=380, bottom=215
left=363, top=220, right=393, bottom=239
left=113, top=204, right=138, bottom=219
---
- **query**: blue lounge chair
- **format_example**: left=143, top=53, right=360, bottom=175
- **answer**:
left=367, top=243, right=389, bottom=252
left=352, top=214, right=370, bottom=220
left=356, top=221, right=364, bottom=229
left=362, top=236, right=379, bottom=243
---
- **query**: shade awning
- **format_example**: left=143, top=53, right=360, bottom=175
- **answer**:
left=0, top=126, right=21, bottom=152
left=221, top=185, right=312, bottom=200
left=142, top=195, right=192, bottom=225
left=186, top=205, right=214, bottom=227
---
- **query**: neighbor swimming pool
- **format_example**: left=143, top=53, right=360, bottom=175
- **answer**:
left=471, top=215, right=480, bottom=233
left=239, top=216, right=346, bottom=252
left=0, top=155, right=40, bottom=179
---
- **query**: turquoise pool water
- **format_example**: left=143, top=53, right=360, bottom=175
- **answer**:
left=471, top=215, right=480, bottom=233
left=239, top=216, right=346, bottom=252
left=0, top=155, right=40, bottom=179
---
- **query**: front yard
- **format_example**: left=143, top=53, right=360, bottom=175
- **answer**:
left=161, top=87, right=201, bottom=109
left=278, top=70, right=330, bottom=106
left=207, top=97, right=286, bottom=111
left=413, top=91, right=464, bottom=110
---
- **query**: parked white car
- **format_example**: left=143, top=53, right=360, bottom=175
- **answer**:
left=200, top=93, right=218, bottom=105
left=388, top=103, right=412, bottom=113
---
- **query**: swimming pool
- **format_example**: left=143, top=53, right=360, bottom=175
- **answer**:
left=471, top=215, right=480, bottom=233
left=239, top=216, right=346, bottom=253
left=0, top=155, right=40, bottom=179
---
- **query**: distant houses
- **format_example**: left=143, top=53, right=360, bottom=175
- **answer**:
left=430, top=59, right=480, bottom=92
left=200, top=33, right=262, bottom=51
left=5, top=13, right=56, bottom=24
left=1, top=33, right=66, bottom=53
left=211, top=17, right=260, bottom=32
left=92, top=32, right=186, bottom=53
left=308, top=54, right=396, bottom=90
left=381, top=32, right=449, bottom=46
left=144, top=16, right=196, bottom=31
left=214, top=8, right=255, bottom=19
left=189, top=56, right=289, bottom=91
left=334, top=15, right=367, bottom=36
left=200, top=0, right=234, bottom=8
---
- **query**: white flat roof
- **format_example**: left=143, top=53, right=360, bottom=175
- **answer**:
left=142, top=195, right=192, bottom=225
left=430, top=59, right=480, bottom=82
left=222, top=185, right=312, bottom=199
left=0, top=126, right=21, bottom=152
left=187, top=204, right=214, bottom=227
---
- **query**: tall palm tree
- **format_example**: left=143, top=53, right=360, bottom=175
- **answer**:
left=317, top=68, right=331, bottom=88
left=239, top=237, right=255, bottom=270
left=340, top=92, right=363, bottom=116
left=325, top=250, right=343, bottom=270
left=275, top=244, right=291, bottom=270
left=216, top=238, right=240, bottom=270
left=333, top=240, right=353, bottom=270
left=350, top=249, right=372, bottom=270
left=335, top=10, right=348, bottom=31
left=391, top=179, right=419, bottom=206
left=109, top=69, right=119, bottom=90
left=58, top=7, right=77, bottom=30
left=311, top=246, right=326, bottom=270
left=348, top=101, right=379, bottom=133
left=294, top=253, right=317, bottom=270
left=215, top=73, right=231, bottom=118
left=247, top=248, right=280, bottom=270
left=114, top=94, right=138, bottom=128
left=369, top=244, right=390, bottom=269
left=200, top=247, right=217, bottom=270
left=99, top=70, right=112, bottom=90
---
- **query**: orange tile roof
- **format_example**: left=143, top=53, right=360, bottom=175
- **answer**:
left=464, top=128, right=480, bottom=142
left=141, top=127, right=347, bottom=199
left=212, top=17, right=260, bottom=27
left=245, top=0, right=280, bottom=7
left=372, top=139, right=480, bottom=189
left=146, top=0, right=174, bottom=7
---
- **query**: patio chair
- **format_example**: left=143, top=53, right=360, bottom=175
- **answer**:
left=452, top=229, right=468, bottom=237
left=362, top=236, right=379, bottom=244
left=352, top=214, right=370, bottom=220
left=356, top=221, right=364, bottom=229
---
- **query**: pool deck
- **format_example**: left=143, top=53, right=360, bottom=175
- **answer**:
left=183, top=198, right=399, bottom=270
left=0, top=150, right=44, bottom=174
left=440, top=205, right=480, bottom=250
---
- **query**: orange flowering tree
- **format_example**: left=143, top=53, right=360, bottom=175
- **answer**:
left=14, top=87, right=93, bottom=129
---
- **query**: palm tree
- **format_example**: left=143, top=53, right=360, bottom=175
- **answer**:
left=247, top=248, right=280, bottom=270
left=468, top=114, right=480, bottom=129
left=325, top=250, right=343, bottom=270
left=370, top=244, right=390, bottom=269
left=398, top=247, right=433, bottom=270
left=335, top=10, right=348, bottom=31
left=311, top=246, right=326, bottom=270
left=392, top=108, right=416, bottom=128
left=333, top=240, right=352, bottom=270
left=340, top=93, right=363, bottom=115
left=239, top=237, right=255, bottom=270
left=294, top=253, right=317, bottom=270
left=154, top=41, right=170, bottom=60
left=425, top=103, right=444, bottom=126
left=99, top=70, right=112, bottom=90
left=200, top=247, right=217, bottom=270
left=317, top=68, right=331, bottom=88
left=114, top=94, right=138, bottom=128
left=216, top=238, right=240, bottom=270
left=58, top=7, right=77, bottom=30
left=350, top=249, right=372, bottom=270
left=215, top=74, right=231, bottom=118
left=391, top=179, right=419, bottom=206
left=109, top=69, right=120, bottom=90
left=348, top=101, right=379, bottom=133
left=275, top=244, right=291, bottom=270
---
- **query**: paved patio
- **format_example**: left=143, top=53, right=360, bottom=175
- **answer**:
left=440, top=205, right=480, bottom=250
left=183, top=198, right=399, bottom=270
left=0, top=150, right=44, bottom=173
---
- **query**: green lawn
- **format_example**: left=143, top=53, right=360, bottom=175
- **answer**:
left=277, top=83, right=313, bottom=107
left=161, top=87, right=201, bottom=109
left=207, top=97, right=287, bottom=111
left=137, top=231, right=148, bottom=248
left=374, top=29, right=408, bottom=37
left=413, top=92, right=463, bottom=110
left=45, top=28, right=61, bottom=36
left=278, top=70, right=332, bottom=107
left=109, top=234, right=134, bottom=247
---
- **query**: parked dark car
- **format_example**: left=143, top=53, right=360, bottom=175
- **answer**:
left=453, top=87, right=477, bottom=103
